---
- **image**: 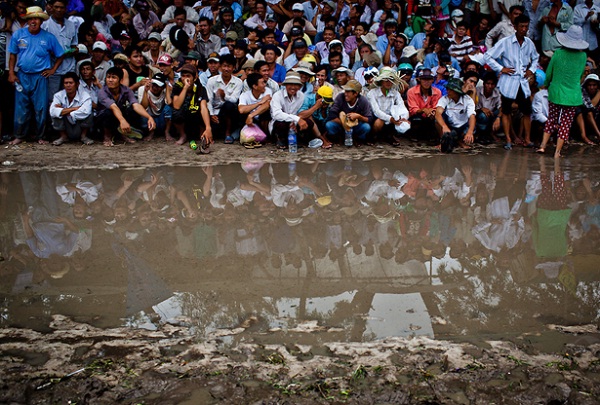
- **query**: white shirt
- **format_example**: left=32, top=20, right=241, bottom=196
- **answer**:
left=239, top=88, right=273, bottom=119
left=532, top=89, right=549, bottom=123
left=242, top=77, right=279, bottom=93
left=206, top=74, right=244, bottom=115
left=42, top=17, right=77, bottom=75
left=436, top=94, right=476, bottom=128
left=49, top=88, right=93, bottom=124
left=161, top=5, right=199, bottom=24
left=270, top=87, right=305, bottom=124
left=367, top=87, right=407, bottom=123
left=574, top=3, right=600, bottom=51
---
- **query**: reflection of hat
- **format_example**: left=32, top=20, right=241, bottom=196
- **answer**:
left=184, top=50, right=202, bottom=60
left=292, top=3, right=304, bottom=11
left=25, top=6, right=48, bottom=20
left=157, top=53, right=172, bottom=65
left=148, top=32, right=162, bottom=42
left=93, top=41, right=107, bottom=51
left=180, top=63, right=197, bottom=76
left=206, top=52, right=220, bottom=62
left=152, top=73, right=168, bottom=87
left=402, top=45, right=418, bottom=58
left=328, top=39, right=343, bottom=50
left=342, top=79, right=362, bottom=93
left=225, top=31, right=238, bottom=40
left=282, top=71, right=302, bottom=85
left=293, top=61, right=315, bottom=76
left=261, top=44, right=282, bottom=56
left=445, top=77, right=465, bottom=95
left=556, top=25, right=589, bottom=50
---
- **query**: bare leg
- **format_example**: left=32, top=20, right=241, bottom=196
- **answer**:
left=173, top=122, right=186, bottom=145
left=502, top=112, right=512, bottom=145
left=578, top=113, right=594, bottom=144
left=522, top=115, right=532, bottom=145
left=555, top=137, right=565, bottom=158
left=103, top=128, right=114, bottom=147
left=537, top=131, right=552, bottom=153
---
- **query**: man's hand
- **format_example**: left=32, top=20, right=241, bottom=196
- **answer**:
left=119, top=119, right=131, bottom=133
left=493, top=116, right=501, bottom=132
left=261, top=94, right=272, bottom=104
left=464, top=131, right=474, bottom=144
left=481, top=107, right=492, bottom=117
left=210, top=115, right=219, bottom=123
left=183, top=77, right=192, bottom=89
left=422, top=108, right=435, bottom=117
left=202, top=127, right=213, bottom=144
left=8, top=71, right=18, bottom=85
left=297, top=118, right=308, bottom=130
left=41, top=68, right=56, bottom=78
left=501, top=67, right=515, bottom=75
left=216, top=88, right=226, bottom=99
left=346, top=112, right=361, bottom=121
left=147, top=117, right=156, bottom=131
left=245, top=115, right=254, bottom=125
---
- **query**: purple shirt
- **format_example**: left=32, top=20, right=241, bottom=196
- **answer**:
left=98, top=84, right=139, bottom=112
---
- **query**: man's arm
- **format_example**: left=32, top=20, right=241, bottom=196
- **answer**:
left=132, top=102, right=156, bottom=130
left=199, top=99, right=213, bottom=143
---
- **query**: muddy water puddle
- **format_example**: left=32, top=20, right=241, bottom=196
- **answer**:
left=1, top=151, right=599, bottom=351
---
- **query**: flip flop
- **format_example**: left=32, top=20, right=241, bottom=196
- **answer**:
left=81, top=137, right=94, bottom=145
left=118, top=127, right=143, bottom=139
left=242, top=142, right=255, bottom=149
left=52, top=138, right=67, bottom=146
left=504, top=142, right=512, bottom=150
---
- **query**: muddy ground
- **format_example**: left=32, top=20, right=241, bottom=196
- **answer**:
left=2, top=140, right=600, bottom=404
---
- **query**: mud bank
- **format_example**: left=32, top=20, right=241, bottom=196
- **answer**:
left=1, top=315, right=599, bottom=404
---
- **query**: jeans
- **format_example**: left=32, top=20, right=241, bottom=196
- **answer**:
left=14, top=71, right=48, bottom=140
left=325, top=121, right=371, bottom=143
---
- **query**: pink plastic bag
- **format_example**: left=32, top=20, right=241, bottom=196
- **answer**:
left=240, top=125, right=267, bottom=144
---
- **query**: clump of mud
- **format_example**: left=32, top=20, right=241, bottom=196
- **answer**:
left=1, top=315, right=599, bottom=404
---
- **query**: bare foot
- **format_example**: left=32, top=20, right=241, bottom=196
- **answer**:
left=9, top=138, right=23, bottom=145
left=143, top=135, right=154, bottom=142
left=122, top=136, right=136, bottom=144
left=103, top=139, right=114, bottom=147
left=165, top=135, right=176, bottom=142
left=175, top=137, right=187, bottom=145
left=554, top=152, right=562, bottom=158
left=37, top=139, right=49, bottom=145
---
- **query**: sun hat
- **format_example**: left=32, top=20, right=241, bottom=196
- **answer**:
left=184, top=50, right=202, bottom=61
left=398, top=62, right=413, bottom=71
left=583, top=73, right=600, bottom=85
left=360, top=33, right=378, bottom=48
left=282, top=71, right=302, bottom=85
left=342, top=79, right=362, bottom=93
left=328, top=39, right=343, bottom=50
left=402, top=45, right=418, bottom=58
left=374, top=67, right=398, bottom=85
left=180, top=63, right=197, bottom=76
left=293, top=61, right=315, bottom=76
left=556, top=25, right=589, bottom=50
left=92, top=41, right=107, bottom=51
left=317, top=85, right=334, bottom=103
left=451, top=9, right=463, bottom=20
left=24, top=6, right=48, bottom=20
left=157, top=53, right=173, bottom=65
left=445, top=77, right=465, bottom=95
left=151, top=73, right=167, bottom=87
left=148, top=32, right=162, bottom=42
left=292, top=3, right=304, bottom=11
left=364, top=52, right=382, bottom=67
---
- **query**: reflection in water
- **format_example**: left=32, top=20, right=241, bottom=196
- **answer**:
left=0, top=153, right=599, bottom=343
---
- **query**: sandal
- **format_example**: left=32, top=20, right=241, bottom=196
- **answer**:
left=251, top=141, right=263, bottom=148
left=242, top=142, right=255, bottom=149
left=118, top=127, right=143, bottom=139
left=277, top=142, right=286, bottom=150
left=81, top=137, right=94, bottom=145
left=52, top=137, right=67, bottom=146
left=504, top=142, right=512, bottom=150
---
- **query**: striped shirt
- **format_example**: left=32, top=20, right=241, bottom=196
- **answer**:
left=484, top=34, right=539, bottom=99
left=448, top=35, right=473, bottom=63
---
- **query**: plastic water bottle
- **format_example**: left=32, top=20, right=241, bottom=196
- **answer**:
left=288, top=127, right=297, bottom=153
left=14, top=82, right=23, bottom=92
left=189, top=140, right=198, bottom=150
left=344, top=130, right=353, bottom=147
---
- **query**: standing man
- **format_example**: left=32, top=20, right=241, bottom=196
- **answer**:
left=485, top=14, right=539, bottom=150
left=8, top=6, right=65, bottom=145
left=42, top=0, right=78, bottom=102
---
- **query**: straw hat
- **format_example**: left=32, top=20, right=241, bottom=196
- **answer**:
left=24, top=6, right=48, bottom=20
left=340, top=111, right=359, bottom=131
left=282, top=71, right=302, bottom=85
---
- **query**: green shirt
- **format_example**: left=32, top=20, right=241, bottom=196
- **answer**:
left=545, top=48, right=587, bottom=107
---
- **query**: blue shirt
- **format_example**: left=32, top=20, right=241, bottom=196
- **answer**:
left=272, top=63, right=287, bottom=84
left=9, top=27, right=65, bottom=74
left=423, top=53, right=461, bottom=73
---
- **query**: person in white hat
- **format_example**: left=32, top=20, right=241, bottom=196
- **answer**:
left=8, top=6, right=65, bottom=145
left=578, top=74, right=600, bottom=143
left=538, top=25, right=590, bottom=157
left=270, top=71, right=312, bottom=149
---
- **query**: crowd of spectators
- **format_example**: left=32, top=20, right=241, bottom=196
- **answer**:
left=1, top=0, right=600, bottom=154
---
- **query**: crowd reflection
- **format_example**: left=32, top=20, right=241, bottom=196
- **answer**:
left=1, top=153, right=600, bottom=339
